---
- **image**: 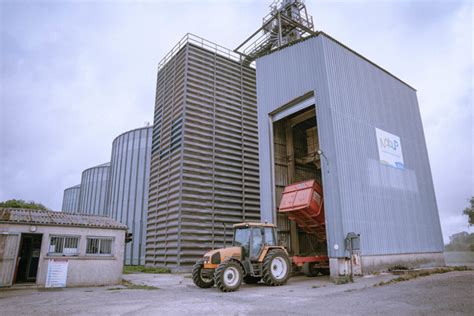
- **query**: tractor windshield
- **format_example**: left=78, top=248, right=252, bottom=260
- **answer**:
left=233, top=228, right=250, bottom=247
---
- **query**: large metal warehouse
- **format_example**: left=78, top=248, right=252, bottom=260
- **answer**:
left=255, top=31, right=444, bottom=275
left=107, top=126, right=152, bottom=265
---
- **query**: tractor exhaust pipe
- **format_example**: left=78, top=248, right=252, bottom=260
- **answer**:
left=223, top=222, right=227, bottom=248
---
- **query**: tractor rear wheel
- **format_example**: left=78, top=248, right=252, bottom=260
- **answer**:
left=262, top=249, right=291, bottom=286
left=214, top=261, right=243, bottom=292
left=192, top=260, right=214, bottom=288
left=243, top=275, right=261, bottom=284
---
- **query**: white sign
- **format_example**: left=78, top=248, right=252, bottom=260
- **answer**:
left=375, top=128, right=404, bottom=170
left=45, top=259, right=68, bottom=288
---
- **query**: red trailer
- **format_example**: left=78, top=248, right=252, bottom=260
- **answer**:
left=278, top=179, right=329, bottom=276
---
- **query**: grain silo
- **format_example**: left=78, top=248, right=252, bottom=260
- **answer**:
left=107, top=126, right=152, bottom=265
left=61, top=184, right=81, bottom=213
left=237, top=0, right=444, bottom=276
left=146, top=34, right=260, bottom=271
left=78, top=162, right=110, bottom=216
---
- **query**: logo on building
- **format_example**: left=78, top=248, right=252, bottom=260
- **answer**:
left=375, top=128, right=405, bottom=170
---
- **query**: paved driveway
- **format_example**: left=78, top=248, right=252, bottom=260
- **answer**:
left=0, top=271, right=473, bottom=315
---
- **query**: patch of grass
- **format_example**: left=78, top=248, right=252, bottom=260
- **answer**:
left=332, top=275, right=353, bottom=285
left=388, top=264, right=409, bottom=271
left=375, top=266, right=472, bottom=287
left=123, top=265, right=170, bottom=274
left=108, top=280, right=160, bottom=291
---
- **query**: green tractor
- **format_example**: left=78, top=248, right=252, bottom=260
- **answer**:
left=192, top=222, right=291, bottom=292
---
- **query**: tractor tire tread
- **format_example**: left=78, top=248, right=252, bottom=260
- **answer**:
left=262, top=249, right=291, bottom=286
left=192, top=260, right=214, bottom=288
left=214, top=260, right=243, bottom=292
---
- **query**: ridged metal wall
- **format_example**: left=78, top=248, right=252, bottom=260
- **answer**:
left=256, top=33, right=444, bottom=258
left=107, top=126, right=152, bottom=265
left=61, top=184, right=81, bottom=213
left=147, top=35, right=260, bottom=271
left=78, top=163, right=110, bottom=216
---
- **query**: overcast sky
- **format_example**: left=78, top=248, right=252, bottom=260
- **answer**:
left=0, top=0, right=472, bottom=243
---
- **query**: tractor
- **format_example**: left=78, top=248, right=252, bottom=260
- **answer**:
left=192, top=222, right=291, bottom=292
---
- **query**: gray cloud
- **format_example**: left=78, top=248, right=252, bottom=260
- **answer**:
left=1, top=0, right=472, bottom=243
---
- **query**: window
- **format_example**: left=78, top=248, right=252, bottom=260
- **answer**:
left=250, top=227, right=263, bottom=258
left=48, top=235, right=80, bottom=256
left=264, top=227, right=276, bottom=246
left=86, top=237, right=113, bottom=255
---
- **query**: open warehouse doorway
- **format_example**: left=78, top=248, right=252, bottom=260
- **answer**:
left=270, top=98, right=329, bottom=276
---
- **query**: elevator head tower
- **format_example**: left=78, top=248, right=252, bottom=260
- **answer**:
left=235, top=0, right=315, bottom=64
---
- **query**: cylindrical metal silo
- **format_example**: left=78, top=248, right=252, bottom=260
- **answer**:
left=78, top=162, right=110, bottom=216
left=61, top=184, right=81, bottom=213
left=107, top=126, right=152, bottom=265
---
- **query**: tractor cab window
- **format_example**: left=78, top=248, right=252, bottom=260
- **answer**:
left=233, top=228, right=250, bottom=248
left=264, top=227, right=276, bottom=246
left=250, top=227, right=263, bottom=258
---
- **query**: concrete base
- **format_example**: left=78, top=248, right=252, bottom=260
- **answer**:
left=330, top=252, right=445, bottom=277
left=361, top=252, right=445, bottom=273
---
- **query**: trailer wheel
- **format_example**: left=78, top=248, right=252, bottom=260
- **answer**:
left=192, top=260, right=214, bottom=288
left=302, top=262, right=319, bottom=277
left=214, top=261, right=243, bottom=292
left=243, top=275, right=261, bottom=284
left=320, top=268, right=330, bottom=275
left=262, top=249, right=291, bottom=286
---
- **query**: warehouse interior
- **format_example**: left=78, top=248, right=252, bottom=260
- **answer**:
left=273, top=105, right=328, bottom=266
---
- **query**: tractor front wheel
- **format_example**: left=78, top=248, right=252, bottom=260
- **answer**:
left=214, top=261, right=243, bottom=292
left=262, top=249, right=291, bottom=286
left=192, top=260, right=214, bottom=288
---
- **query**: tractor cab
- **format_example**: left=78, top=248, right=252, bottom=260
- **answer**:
left=233, top=223, right=277, bottom=260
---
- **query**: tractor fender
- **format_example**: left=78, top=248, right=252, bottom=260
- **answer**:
left=258, top=246, right=288, bottom=262
left=224, top=257, right=246, bottom=273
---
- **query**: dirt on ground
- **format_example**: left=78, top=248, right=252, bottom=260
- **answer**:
left=0, top=270, right=473, bottom=315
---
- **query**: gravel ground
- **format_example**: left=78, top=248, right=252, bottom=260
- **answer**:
left=0, top=271, right=472, bottom=315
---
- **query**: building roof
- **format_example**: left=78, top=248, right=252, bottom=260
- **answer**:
left=233, top=222, right=276, bottom=228
left=0, top=208, right=128, bottom=230
left=257, top=31, right=416, bottom=91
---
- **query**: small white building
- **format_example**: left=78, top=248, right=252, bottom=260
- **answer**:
left=0, top=208, right=127, bottom=288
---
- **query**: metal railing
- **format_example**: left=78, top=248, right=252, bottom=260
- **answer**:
left=158, top=33, right=247, bottom=71
left=86, top=237, right=113, bottom=255
left=48, top=235, right=80, bottom=256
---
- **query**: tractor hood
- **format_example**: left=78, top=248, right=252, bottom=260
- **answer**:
left=203, top=247, right=242, bottom=265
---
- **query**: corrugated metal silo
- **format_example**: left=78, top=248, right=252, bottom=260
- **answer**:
left=78, top=162, right=110, bottom=216
left=146, top=34, right=261, bottom=271
left=107, top=126, right=152, bottom=265
left=61, top=184, right=81, bottom=213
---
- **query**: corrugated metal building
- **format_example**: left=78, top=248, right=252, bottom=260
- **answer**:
left=78, top=163, right=110, bottom=216
left=61, top=184, right=81, bottom=213
left=107, top=126, right=152, bottom=265
left=146, top=34, right=260, bottom=271
left=256, top=32, right=444, bottom=275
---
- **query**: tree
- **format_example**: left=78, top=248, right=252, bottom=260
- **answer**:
left=0, top=199, right=50, bottom=211
left=445, top=231, right=474, bottom=252
left=463, top=196, right=474, bottom=226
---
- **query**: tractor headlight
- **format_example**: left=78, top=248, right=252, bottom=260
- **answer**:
left=211, top=252, right=221, bottom=264
left=203, top=256, right=210, bottom=263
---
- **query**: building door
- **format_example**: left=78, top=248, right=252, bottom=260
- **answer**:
left=15, top=233, right=43, bottom=284
left=0, top=232, right=21, bottom=287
